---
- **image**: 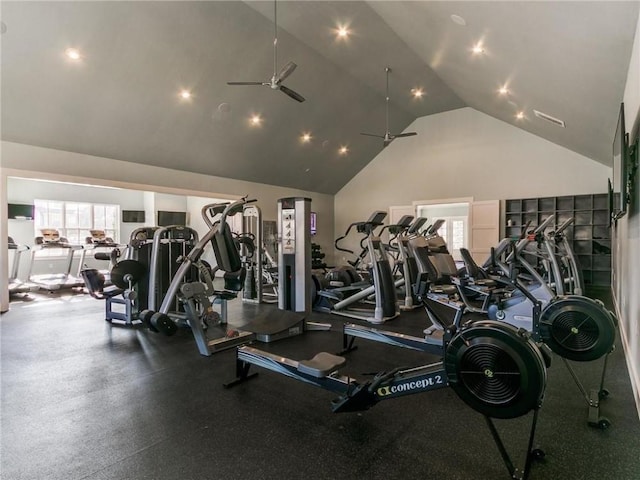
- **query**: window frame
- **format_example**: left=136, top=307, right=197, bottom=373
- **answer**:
left=432, top=215, right=468, bottom=262
left=34, top=199, right=120, bottom=247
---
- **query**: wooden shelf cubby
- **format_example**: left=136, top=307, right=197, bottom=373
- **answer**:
left=504, top=194, right=611, bottom=287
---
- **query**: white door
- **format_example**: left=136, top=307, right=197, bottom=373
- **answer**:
left=388, top=205, right=415, bottom=225
left=468, top=200, right=500, bottom=264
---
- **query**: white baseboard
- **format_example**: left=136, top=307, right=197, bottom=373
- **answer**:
left=612, top=289, right=640, bottom=420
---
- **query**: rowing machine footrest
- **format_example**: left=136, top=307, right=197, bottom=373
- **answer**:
left=297, top=352, right=346, bottom=378
left=331, top=383, right=377, bottom=413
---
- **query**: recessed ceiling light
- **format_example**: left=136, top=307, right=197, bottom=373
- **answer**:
left=450, top=14, right=466, bottom=26
left=472, top=44, right=484, bottom=54
left=338, top=145, right=349, bottom=155
left=336, top=25, right=350, bottom=38
left=516, top=111, right=525, bottom=120
left=301, top=132, right=312, bottom=143
left=250, top=114, right=262, bottom=126
left=411, top=88, right=425, bottom=99
left=65, top=48, right=81, bottom=60
left=180, top=90, right=192, bottom=100
left=498, top=86, right=509, bottom=95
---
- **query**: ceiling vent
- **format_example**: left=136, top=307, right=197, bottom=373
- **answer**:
left=534, top=109, right=565, bottom=128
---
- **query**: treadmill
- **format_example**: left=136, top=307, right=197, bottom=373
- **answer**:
left=7, top=236, right=39, bottom=295
left=77, top=230, right=124, bottom=282
left=28, top=229, right=85, bottom=291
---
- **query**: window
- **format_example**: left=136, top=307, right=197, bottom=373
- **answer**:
left=416, top=202, right=470, bottom=261
left=34, top=200, right=120, bottom=244
left=435, top=216, right=468, bottom=261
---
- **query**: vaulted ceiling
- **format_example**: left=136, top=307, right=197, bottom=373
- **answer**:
left=1, top=1, right=638, bottom=194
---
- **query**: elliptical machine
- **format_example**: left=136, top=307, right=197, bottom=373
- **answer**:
left=386, top=216, right=428, bottom=311
left=313, top=211, right=399, bottom=324
left=543, top=217, right=585, bottom=296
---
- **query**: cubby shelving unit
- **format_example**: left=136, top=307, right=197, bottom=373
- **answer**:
left=504, top=194, right=611, bottom=287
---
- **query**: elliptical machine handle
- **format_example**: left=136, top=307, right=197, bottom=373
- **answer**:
left=489, top=246, right=497, bottom=268
left=334, top=223, right=359, bottom=255
left=507, top=242, right=518, bottom=281
left=519, top=220, right=533, bottom=240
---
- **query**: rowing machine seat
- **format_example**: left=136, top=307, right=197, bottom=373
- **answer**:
left=298, top=352, right=346, bottom=378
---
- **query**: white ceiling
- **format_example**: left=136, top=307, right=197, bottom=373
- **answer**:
left=1, top=1, right=638, bottom=194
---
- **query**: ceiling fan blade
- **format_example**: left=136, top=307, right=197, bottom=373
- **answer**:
left=360, top=132, right=385, bottom=138
left=227, top=81, right=268, bottom=86
left=275, top=61, right=297, bottom=84
left=393, top=132, right=418, bottom=138
left=279, top=84, right=305, bottom=102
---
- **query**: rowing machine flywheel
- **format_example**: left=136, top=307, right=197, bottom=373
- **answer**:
left=445, top=321, right=547, bottom=419
left=539, top=295, right=616, bottom=362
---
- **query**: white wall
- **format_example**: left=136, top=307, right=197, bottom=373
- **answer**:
left=0, top=168, right=8, bottom=312
left=143, top=191, right=190, bottom=228
left=154, top=193, right=188, bottom=224
left=6, top=178, right=147, bottom=278
left=613, top=9, right=640, bottom=416
left=5, top=177, right=262, bottom=279
left=334, top=107, right=610, bottom=257
left=0, top=141, right=335, bottom=311
left=143, top=191, right=155, bottom=228
left=7, top=177, right=145, bottom=246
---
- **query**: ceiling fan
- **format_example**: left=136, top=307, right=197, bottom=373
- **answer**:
left=361, top=67, right=417, bottom=147
left=227, top=1, right=305, bottom=103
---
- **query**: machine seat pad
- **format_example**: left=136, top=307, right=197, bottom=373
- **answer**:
left=298, top=352, right=346, bottom=378
left=102, top=285, right=125, bottom=298
left=81, top=268, right=123, bottom=299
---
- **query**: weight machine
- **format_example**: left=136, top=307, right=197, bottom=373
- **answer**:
left=138, top=197, right=328, bottom=356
